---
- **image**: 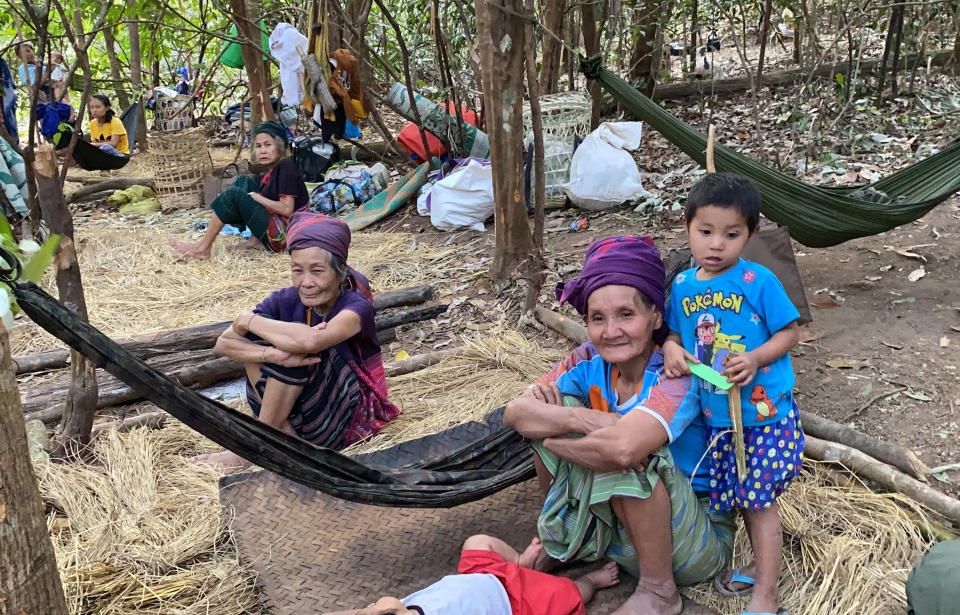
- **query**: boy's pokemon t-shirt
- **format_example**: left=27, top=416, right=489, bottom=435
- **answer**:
left=667, top=259, right=799, bottom=428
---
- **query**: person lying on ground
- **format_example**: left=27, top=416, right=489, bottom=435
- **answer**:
left=193, top=212, right=400, bottom=470
left=504, top=236, right=735, bottom=615
left=87, top=94, right=128, bottom=156
left=323, top=534, right=620, bottom=615
left=169, top=120, right=309, bottom=259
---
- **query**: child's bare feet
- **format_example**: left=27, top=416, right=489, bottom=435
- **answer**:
left=168, top=238, right=211, bottom=260
left=518, top=537, right=542, bottom=568
left=532, top=542, right=564, bottom=572
left=574, top=561, right=620, bottom=604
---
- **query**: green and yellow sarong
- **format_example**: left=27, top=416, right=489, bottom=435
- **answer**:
left=533, top=441, right=735, bottom=586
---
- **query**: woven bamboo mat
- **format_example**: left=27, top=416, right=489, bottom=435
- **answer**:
left=220, top=421, right=718, bottom=614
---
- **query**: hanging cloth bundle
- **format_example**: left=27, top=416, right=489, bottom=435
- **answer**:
left=579, top=56, right=960, bottom=247
left=7, top=278, right=535, bottom=508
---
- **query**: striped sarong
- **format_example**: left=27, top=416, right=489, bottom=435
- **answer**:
left=533, top=441, right=735, bottom=586
left=248, top=346, right=362, bottom=449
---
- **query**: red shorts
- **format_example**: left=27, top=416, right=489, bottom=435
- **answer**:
left=458, top=550, right=585, bottom=615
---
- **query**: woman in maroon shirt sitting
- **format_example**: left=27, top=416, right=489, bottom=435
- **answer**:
left=170, top=121, right=309, bottom=259
left=194, top=212, right=401, bottom=470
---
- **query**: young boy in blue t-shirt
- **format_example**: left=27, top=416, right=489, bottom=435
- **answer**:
left=663, top=173, right=803, bottom=615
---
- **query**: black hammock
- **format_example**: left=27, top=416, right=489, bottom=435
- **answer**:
left=71, top=102, right=140, bottom=172
left=10, top=280, right=535, bottom=508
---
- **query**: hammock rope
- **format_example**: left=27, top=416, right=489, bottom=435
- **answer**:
left=579, top=56, right=960, bottom=247
left=8, top=279, right=534, bottom=508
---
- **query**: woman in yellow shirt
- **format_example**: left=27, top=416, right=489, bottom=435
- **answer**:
left=88, top=94, right=129, bottom=156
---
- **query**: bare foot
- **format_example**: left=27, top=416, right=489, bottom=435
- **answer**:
left=742, top=583, right=780, bottom=615
left=532, top=542, right=564, bottom=572
left=582, top=561, right=620, bottom=590
left=168, top=238, right=211, bottom=260
left=518, top=537, right=542, bottom=569
left=191, top=450, right=252, bottom=472
left=716, top=563, right=756, bottom=595
left=574, top=561, right=621, bottom=603
left=610, top=579, right=682, bottom=615
left=237, top=237, right=264, bottom=251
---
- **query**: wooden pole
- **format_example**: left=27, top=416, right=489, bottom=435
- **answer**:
left=806, top=435, right=960, bottom=525
left=0, top=321, right=70, bottom=615
left=33, top=145, right=98, bottom=460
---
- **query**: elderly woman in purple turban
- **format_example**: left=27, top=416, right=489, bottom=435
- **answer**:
left=194, top=212, right=401, bottom=470
left=504, top=236, right=735, bottom=615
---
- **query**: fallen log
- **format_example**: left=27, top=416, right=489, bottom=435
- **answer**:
left=384, top=348, right=459, bottom=377
left=800, top=411, right=932, bottom=480
left=23, top=350, right=238, bottom=420
left=91, top=411, right=167, bottom=437
left=533, top=306, right=589, bottom=345
left=805, top=435, right=960, bottom=525
left=66, top=176, right=155, bottom=186
left=641, top=48, right=956, bottom=101
left=66, top=177, right=157, bottom=204
left=15, top=285, right=437, bottom=375
left=372, top=285, right=433, bottom=310
left=374, top=304, right=449, bottom=331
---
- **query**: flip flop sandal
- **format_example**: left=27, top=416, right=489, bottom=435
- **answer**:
left=714, top=567, right=756, bottom=598
left=741, top=610, right=790, bottom=615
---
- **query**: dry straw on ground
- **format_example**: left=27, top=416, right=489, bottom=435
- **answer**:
left=11, top=212, right=457, bottom=355
left=346, top=331, right=566, bottom=454
left=35, top=420, right=262, bottom=614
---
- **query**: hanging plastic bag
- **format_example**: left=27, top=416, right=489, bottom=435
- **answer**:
left=562, top=121, right=651, bottom=211
left=429, top=158, right=494, bottom=232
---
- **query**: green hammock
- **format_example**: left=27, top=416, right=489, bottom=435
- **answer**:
left=581, top=57, right=960, bottom=248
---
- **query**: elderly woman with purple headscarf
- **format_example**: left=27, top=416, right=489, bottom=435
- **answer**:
left=504, top=237, right=735, bottom=615
left=194, top=212, right=401, bottom=470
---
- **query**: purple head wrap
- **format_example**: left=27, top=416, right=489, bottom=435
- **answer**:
left=285, top=211, right=351, bottom=261
left=556, top=236, right=668, bottom=345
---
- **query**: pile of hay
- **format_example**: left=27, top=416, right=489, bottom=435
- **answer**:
left=685, top=462, right=934, bottom=614
left=12, top=213, right=458, bottom=355
left=346, top=331, right=567, bottom=454
left=35, top=420, right=262, bottom=614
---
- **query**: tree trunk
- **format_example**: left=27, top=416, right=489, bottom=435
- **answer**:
left=539, top=0, right=566, bottom=94
left=127, top=20, right=148, bottom=152
left=953, top=15, right=960, bottom=74
left=581, top=1, right=603, bottom=130
left=629, top=0, right=670, bottom=95
left=230, top=0, right=274, bottom=125
left=889, top=2, right=907, bottom=96
left=689, top=0, right=698, bottom=72
left=476, top=0, right=532, bottom=280
left=102, top=25, right=130, bottom=110
left=0, top=322, right=70, bottom=615
left=756, top=0, right=774, bottom=87
left=32, top=145, right=98, bottom=460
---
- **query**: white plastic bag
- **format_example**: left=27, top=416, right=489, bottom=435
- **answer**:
left=562, top=121, right=651, bottom=211
left=429, top=159, right=494, bottom=232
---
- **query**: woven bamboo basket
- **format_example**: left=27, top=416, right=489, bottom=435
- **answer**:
left=149, top=128, right=213, bottom=210
left=522, top=92, right=592, bottom=206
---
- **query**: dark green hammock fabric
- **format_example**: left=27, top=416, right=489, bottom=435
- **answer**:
left=580, top=57, right=960, bottom=248
left=11, top=282, right=534, bottom=508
